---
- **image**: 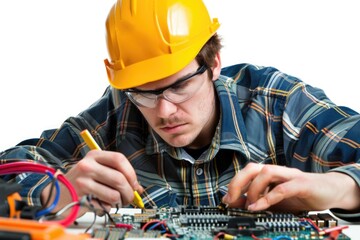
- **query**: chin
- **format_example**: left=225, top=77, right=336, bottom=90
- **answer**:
left=164, top=135, right=194, bottom=148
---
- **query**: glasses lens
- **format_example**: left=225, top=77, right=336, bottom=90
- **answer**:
left=164, top=74, right=205, bottom=103
left=126, top=92, right=157, bottom=108
left=164, top=84, right=194, bottom=103
left=126, top=65, right=207, bottom=108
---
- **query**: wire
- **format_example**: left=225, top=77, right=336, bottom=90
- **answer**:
left=41, top=174, right=56, bottom=209
left=141, top=219, right=169, bottom=234
left=83, top=195, right=99, bottom=233
left=303, top=218, right=321, bottom=232
left=320, top=225, right=349, bottom=235
left=250, top=233, right=272, bottom=240
left=115, top=223, right=133, bottom=230
left=115, top=203, right=120, bottom=214
left=272, top=236, right=293, bottom=240
left=0, top=161, right=80, bottom=227
left=84, top=211, right=97, bottom=234
left=47, top=201, right=80, bottom=219
left=94, top=197, right=117, bottom=226
left=35, top=171, right=60, bottom=218
left=325, top=230, right=341, bottom=240
left=141, top=219, right=162, bottom=231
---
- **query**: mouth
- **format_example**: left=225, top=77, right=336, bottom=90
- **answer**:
left=160, top=123, right=187, bottom=133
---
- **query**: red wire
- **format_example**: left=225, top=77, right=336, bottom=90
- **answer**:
left=141, top=219, right=162, bottom=230
left=0, top=161, right=79, bottom=227
left=115, top=223, right=133, bottom=230
left=304, top=218, right=321, bottom=232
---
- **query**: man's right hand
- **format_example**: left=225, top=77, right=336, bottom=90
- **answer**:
left=41, top=150, right=143, bottom=217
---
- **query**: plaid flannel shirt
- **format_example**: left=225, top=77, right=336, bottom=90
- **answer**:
left=1, top=63, right=359, bottom=220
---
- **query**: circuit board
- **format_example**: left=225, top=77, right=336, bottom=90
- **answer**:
left=91, top=205, right=351, bottom=239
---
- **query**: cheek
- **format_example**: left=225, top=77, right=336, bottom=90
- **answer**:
left=196, top=84, right=216, bottom=113
left=138, top=108, right=157, bottom=126
left=182, top=94, right=208, bottom=117
left=198, top=97, right=209, bottom=111
left=196, top=101, right=213, bottom=124
left=180, top=90, right=214, bottom=128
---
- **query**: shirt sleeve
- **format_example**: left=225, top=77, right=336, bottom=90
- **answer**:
left=223, top=64, right=360, bottom=221
left=283, top=80, right=360, bottom=221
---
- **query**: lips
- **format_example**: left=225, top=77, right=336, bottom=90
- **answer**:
left=160, top=123, right=187, bottom=133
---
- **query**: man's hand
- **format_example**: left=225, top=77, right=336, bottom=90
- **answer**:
left=222, top=162, right=360, bottom=213
left=41, top=150, right=143, bottom=217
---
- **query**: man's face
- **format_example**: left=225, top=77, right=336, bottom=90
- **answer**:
left=134, top=60, right=220, bottom=149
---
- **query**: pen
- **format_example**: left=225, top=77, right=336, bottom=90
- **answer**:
left=80, top=129, right=145, bottom=209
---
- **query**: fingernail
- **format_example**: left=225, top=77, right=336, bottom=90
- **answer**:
left=248, top=203, right=255, bottom=211
left=133, top=180, right=139, bottom=188
left=222, top=193, right=231, bottom=203
left=133, top=181, right=143, bottom=192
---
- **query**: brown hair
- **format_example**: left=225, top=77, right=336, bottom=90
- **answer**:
left=195, top=33, right=223, bottom=79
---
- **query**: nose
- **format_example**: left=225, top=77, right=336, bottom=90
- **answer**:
left=155, top=97, right=177, bottom=118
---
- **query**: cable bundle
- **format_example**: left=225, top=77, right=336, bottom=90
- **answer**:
left=0, top=161, right=79, bottom=227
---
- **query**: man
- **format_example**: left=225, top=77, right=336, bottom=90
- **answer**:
left=1, top=0, right=359, bottom=221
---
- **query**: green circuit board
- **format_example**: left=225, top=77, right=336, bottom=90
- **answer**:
left=92, top=206, right=351, bottom=239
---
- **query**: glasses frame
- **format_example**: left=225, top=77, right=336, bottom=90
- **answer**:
left=125, top=65, right=208, bottom=108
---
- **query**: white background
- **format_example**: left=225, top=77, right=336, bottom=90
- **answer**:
left=0, top=0, right=359, bottom=150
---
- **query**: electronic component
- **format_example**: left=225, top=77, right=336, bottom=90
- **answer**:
left=317, top=212, right=338, bottom=228
left=88, top=205, right=351, bottom=239
left=92, top=227, right=127, bottom=239
left=309, top=213, right=325, bottom=228
left=0, top=179, right=25, bottom=218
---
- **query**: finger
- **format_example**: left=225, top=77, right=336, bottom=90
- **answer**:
left=93, top=165, right=135, bottom=204
left=247, top=180, right=303, bottom=211
left=226, top=194, right=247, bottom=208
left=223, top=163, right=263, bottom=203
left=246, top=165, right=301, bottom=205
left=76, top=175, right=123, bottom=204
left=88, top=150, right=143, bottom=191
left=75, top=156, right=135, bottom=203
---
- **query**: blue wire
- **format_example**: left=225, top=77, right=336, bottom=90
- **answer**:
left=148, top=221, right=162, bottom=230
left=272, top=236, right=293, bottom=240
left=147, top=221, right=168, bottom=234
left=35, top=171, right=60, bottom=218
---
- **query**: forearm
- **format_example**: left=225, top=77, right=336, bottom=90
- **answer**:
left=325, top=172, right=360, bottom=211
left=41, top=179, right=88, bottom=218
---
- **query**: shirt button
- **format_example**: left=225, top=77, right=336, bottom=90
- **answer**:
left=196, top=168, right=203, bottom=176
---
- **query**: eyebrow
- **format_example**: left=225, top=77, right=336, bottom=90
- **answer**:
left=126, top=65, right=207, bottom=94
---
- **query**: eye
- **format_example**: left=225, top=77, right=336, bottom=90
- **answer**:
left=169, top=79, right=192, bottom=92
left=139, top=92, right=157, bottom=99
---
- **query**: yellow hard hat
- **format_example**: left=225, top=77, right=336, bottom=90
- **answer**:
left=104, top=0, right=220, bottom=89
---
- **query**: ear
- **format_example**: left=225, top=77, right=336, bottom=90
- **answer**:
left=211, top=52, right=222, bottom=81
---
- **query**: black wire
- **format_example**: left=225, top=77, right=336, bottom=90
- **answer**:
left=94, top=198, right=117, bottom=226
left=84, top=211, right=97, bottom=234
left=41, top=177, right=56, bottom=210
left=84, top=195, right=98, bottom=233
